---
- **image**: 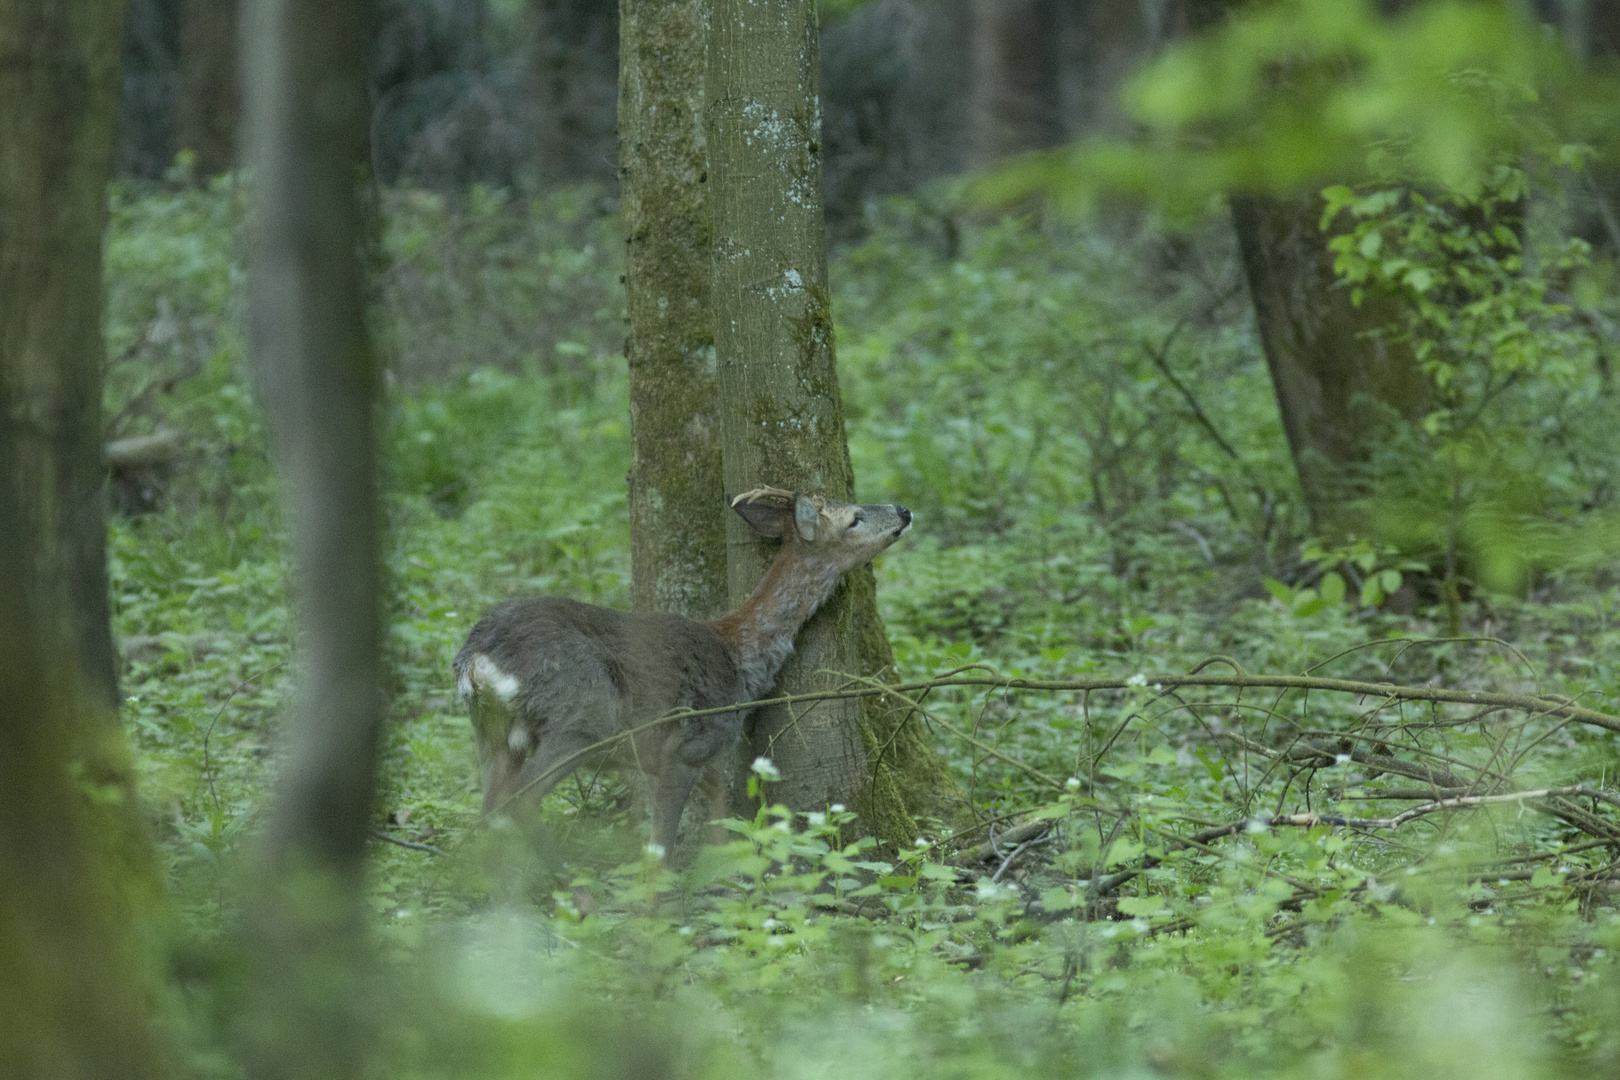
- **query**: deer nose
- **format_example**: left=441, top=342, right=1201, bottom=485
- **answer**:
left=897, top=506, right=912, bottom=526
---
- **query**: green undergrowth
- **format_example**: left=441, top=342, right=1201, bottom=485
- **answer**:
left=105, top=181, right=1620, bottom=1076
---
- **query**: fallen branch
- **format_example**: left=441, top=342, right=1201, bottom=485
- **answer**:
left=105, top=427, right=183, bottom=467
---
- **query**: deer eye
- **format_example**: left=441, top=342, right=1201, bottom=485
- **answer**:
left=848, top=514, right=863, bottom=529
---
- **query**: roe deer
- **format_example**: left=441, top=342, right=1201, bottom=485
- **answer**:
left=454, top=487, right=912, bottom=853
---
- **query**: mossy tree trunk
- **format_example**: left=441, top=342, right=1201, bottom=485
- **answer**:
left=1182, top=1, right=1427, bottom=538
left=0, top=2, right=176, bottom=1075
left=621, top=0, right=727, bottom=622
left=707, top=0, right=955, bottom=844
left=239, top=0, right=384, bottom=1076
left=1229, top=191, right=1428, bottom=536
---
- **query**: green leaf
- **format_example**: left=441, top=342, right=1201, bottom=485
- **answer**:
left=1360, top=575, right=1385, bottom=607
left=1193, top=747, right=1224, bottom=782
left=1530, top=866, right=1557, bottom=888
left=1116, top=895, right=1166, bottom=917
left=1040, top=886, right=1077, bottom=913
left=1318, top=571, right=1346, bottom=605
left=1292, top=590, right=1327, bottom=617
left=1262, top=577, right=1294, bottom=604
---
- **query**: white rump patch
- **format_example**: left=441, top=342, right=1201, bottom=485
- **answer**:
left=466, top=653, right=522, bottom=703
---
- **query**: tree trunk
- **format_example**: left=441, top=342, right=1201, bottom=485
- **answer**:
left=966, top=0, right=1062, bottom=168
left=176, top=0, right=239, bottom=176
left=529, top=0, right=620, bottom=185
left=1229, top=192, right=1428, bottom=536
left=239, top=0, right=383, bottom=1076
left=1058, top=0, right=1163, bottom=139
left=621, top=0, right=726, bottom=621
left=116, top=0, right=180, bottom=179
left=707, top=0, right=955, bottom=842
left=0, top=2, right=176, bottom=1075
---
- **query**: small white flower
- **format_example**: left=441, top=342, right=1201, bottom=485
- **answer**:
left=1334, top=753, right=1351, bottom=765
left=751, top=756, right=781, bottom=780
left=1065, top=777, right=1081, bottom=790
left=645, top=842, right=667, bottom=859
left=915, top=837, right=929, bottom=847
left=1126, top=673, right=1148, bottom=687
left=678, top=925, right=694, bottom=936
left=829, top=803, right=845, bottom=813
left=805, top=811, right=826, bottom=826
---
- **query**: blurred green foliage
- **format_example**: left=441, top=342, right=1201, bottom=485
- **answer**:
left=982, top=0, right=1618, bottom=218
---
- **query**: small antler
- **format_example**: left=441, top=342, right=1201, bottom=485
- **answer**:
left=730, top=486, right=797, bottom=509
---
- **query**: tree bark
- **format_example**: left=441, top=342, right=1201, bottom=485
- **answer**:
left=707, top=0, right=954, bottom=842
left=0, top=2, right=176, bottom=1075
left=176, top=0, right=239, bottom=176
left=1229, top=192, right=1428, bottom=536
left=240, top=0, right=382, bottom=1076
left=621, top=0, right=727, bottom=621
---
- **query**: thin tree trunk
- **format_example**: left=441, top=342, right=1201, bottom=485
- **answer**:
left=1229, top=191, right=1428, bottom=535
left=239, top=0, right=382, bottom=1076
left=707, top=0, right=954, bottom=841
left=621, top=0, right=726, bottom=621
left=967, top=0, right=1061, bottom=168
left=529, top=0, right=619, bottom=184
left=176, top=0, right=239, bottom=176
left=0, top=2, right=175, bottom=1075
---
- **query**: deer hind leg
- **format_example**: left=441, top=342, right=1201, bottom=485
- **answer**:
left=486, top=730, right=600, bottom=818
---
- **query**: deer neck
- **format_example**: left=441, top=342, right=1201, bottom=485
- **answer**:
left=707, top=543, right=845, bottom=701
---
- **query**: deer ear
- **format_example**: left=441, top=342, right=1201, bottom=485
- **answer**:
left=793, top=494, right=818, bottom=542
left=731, top=490, right=787, bottom=537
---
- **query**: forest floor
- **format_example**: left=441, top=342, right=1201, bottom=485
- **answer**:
left=108, top=179, right=1620, bottom=1078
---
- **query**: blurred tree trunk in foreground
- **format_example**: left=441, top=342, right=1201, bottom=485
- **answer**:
left=176, top=0, right=239, bottom=176
left=708, top=0, right=956, bottom=842
left=0, top=2, right=177, bottom=1076
left=966, top=0, right=1062, bottom=168
left=621, top=0, right=726, bottom=622
left=239, top=0, right=383, bottom=1076
left=1229, top=192, right=1429, bottom=535
left=529, top=0, right=619, bottom=184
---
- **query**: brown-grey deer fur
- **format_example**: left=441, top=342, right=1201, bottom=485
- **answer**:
left=454, top=487, right=912, bottom=853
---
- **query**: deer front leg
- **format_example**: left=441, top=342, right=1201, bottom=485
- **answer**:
left=648, top=759, right=704, bottom=857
